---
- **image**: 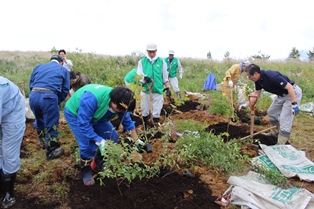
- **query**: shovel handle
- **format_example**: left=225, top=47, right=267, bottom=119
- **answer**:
left=248, top=95, right=258, bottom=107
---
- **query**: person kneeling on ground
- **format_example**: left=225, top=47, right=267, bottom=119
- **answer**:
left=64, top=85, right=138, bottom=186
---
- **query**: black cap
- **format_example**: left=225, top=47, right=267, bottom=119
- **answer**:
left=50, top=55, right=63, bottom=63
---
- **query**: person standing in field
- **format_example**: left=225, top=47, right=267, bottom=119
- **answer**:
left=124, top=68, right=138, bottom=87
left=29, top=55, right=70, bottom=159
left=221, top=61, right=251, bottom=99
left=164, top=50, right=183, bottom=99
left=0, top=76, right=26, bottom=208
left=136, top=43, right=170, bottom=129
left=58, top=49, right=73, bottom=71
left=241, top=64, right=302, bottom=145
left=64, top=85, right=137, bottom=186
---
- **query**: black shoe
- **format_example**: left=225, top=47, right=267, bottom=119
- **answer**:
left=46, top=147, right=64, bottom=160
left=1, top=193, right=15, bottom=209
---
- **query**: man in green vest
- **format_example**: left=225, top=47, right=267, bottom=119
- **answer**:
left=164, top=50, right=183, bottom=99
left=124, top=68, right=138, bottom=87
left=64, top=85, right=138, bottom=186
left=137, top=43, right=170, bottom=129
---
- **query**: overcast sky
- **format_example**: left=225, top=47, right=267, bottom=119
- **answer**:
left=1, top=0, right=313, bottom=60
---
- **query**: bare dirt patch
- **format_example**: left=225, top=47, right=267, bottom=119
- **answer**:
left=14, top=100, right=314, bottom=208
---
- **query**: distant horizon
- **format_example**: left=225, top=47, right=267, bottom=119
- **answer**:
left=1, top=49, right=312, bottom=62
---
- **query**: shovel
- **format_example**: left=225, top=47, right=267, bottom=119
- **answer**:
left=248, top=95, right=258, bottom=144
left=230, top=88, right=236, bottom=122
left=145, top=82, right=154, bottom=124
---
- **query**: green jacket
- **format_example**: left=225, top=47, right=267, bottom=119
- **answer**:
left=65, top=84, right=113, bottom=122
left=165, top=57, right=179, bottom=78
left=124, top=68, right=137, bottom=84
left=141, top=57, right=164, bottom=94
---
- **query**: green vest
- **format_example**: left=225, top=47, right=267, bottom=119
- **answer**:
left=65, top=84, right=113, bottom=122
left=165, top=57, right=178, bottom=78
left=124, top=68, right=137, bottom=84
left=141, top=57, right=164, bottom=94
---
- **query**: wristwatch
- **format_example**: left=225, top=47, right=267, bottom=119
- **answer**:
left=291, top=102, right=297, bottom=105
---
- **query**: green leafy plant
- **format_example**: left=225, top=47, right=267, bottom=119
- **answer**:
left=175, top=131, right=250, bottom=173
left=252, top=164, right=289, bottom=189
left=207, top=91, right=233, bottom=118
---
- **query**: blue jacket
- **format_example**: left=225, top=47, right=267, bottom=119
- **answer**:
left=65, top=91, right=135, bottom=142
left=29, top=61, right=70, bottom=103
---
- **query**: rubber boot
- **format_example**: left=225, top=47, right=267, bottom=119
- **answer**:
left=0, top=170, right=3, bottom=198
left=262, top=126, right=279, bottom=137
left=277, top=134, right=289, bottom=145
left=91, top=148, right=104, bottom=173
left=36, top=130, right=46, bottom=149
left=81, top=158, right=95, bottom=186
left=46, top=141, right=64, bottom=160
left=143, top=116, right=151, bottom=131
left=1, top=172, right=16, bottom=209
left=153, top=118, right=160, bottom=127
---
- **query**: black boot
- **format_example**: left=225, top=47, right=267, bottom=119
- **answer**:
left=91, top=148, right=104, bottom=173
left=143, top=116, right=151, bottom=131
left=153, top=118, right=160, bottom=127
left=46, top=140, right=64, bottom=160
left=0, top=170, right=3, bottom=198
left=36, top=130, right=46, bottom=149
left=1, top=172, right=16, bottom=209
left=81, top=158, right=95, bottom=186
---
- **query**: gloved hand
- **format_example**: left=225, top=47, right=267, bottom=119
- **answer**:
left=95, top=139, right=107, bottom=156
left=144, top=76, right=152, bottom=84
left=228, top=80, right=233, bottom=88
left=179, top=73, right=183, bottom=79
left=292, top=104, right=300, bottom=115
left=164, top=88, right=171, bottom=97
left=91, top=148, right=105, bottom=173
left=136, top=139, right=152, bottom=153
left=238, top=103, right=249, bottom=111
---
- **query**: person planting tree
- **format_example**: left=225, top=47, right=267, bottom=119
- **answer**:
left=240, top=64, right=302, bottom=145
left=29, top=55, right=70, bottom=160
left=64, top=85, right=142, bottom=186
left=137, top=43, right=170, bottom=130
left=221, top=61, right=251, bottom=99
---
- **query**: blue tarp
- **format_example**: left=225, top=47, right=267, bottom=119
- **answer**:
left=203, top=73, right=216, bottom=91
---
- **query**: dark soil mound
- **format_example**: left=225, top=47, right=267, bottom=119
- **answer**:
left=176, top=101, right=201, bottom=112
left=205, top=122, right=277, bottom=145
left=68, top=172, right=221, bottom=209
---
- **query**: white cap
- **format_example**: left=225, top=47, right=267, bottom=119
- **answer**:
left=242, top=61, right=251, bottom=67
left=169, top=50, right=174, bottom=55
left=146, top=43, right=157, bottom=51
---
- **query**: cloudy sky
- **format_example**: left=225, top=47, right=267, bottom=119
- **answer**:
left=1, top=0, right=313, bottom=60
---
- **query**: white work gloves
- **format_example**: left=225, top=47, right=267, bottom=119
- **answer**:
left=238, top=103, right=249, bottom=111
left=96, top=139, right=107, bottom=156
left=179, top=73, right=183, bottom=79
left=228, top=80, right=233, bottom=88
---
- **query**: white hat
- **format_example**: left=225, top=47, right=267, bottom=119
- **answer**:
left=169, top=50, right=174, bottom=54
left=242, top=61, right=251, bottom=66
left=146, top=43, right=157, bottom=51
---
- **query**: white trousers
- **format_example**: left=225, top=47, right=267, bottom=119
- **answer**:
left=141, top=92, right=164, bottom=118
left=169, top=77, right=180, bottom=92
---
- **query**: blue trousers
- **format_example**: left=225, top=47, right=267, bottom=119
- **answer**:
left=0, top=93, right=25, bottom=174
left=29, top=91, right=60, bottom=142
left=64, top=108, right=118, bottom=159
